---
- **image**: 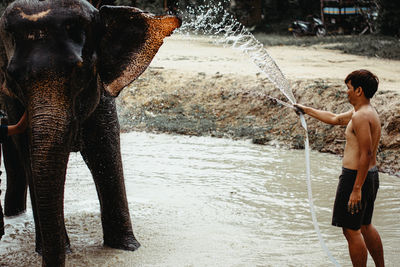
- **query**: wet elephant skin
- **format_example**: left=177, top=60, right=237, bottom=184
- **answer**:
left=0, top=0, right=180, bottom=266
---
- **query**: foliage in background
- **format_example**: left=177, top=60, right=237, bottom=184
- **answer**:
left=0, top=0, right=399, bottom=57
left=378, top=0, right=400, bottom=36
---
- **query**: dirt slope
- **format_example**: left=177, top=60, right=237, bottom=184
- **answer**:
left=117, top=35, right=400, bottom=177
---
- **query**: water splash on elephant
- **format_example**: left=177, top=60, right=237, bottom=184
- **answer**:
left=176, top=2, right=340, bottom=266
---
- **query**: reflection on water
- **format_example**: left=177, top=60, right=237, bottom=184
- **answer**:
left=1, top=132, right=399, bottom=266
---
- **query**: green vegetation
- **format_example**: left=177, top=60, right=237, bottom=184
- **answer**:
left=379, top=0, right=400, bottom=36
left=1, top=0, right=399, bottom=60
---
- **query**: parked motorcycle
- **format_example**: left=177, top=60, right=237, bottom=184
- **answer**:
left=288, top=16, right=326, bottom=37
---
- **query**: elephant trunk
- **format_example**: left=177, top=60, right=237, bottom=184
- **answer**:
left=28, top=82, right=74, bottom=267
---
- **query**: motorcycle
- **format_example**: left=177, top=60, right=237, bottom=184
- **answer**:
left=288, top=16, right=327, bottom=37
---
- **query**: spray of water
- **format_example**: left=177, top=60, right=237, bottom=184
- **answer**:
left=177, top=2, right=340, bottom=266
left=177, top=2, right=295, bottom=104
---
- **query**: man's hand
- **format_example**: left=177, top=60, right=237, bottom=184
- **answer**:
left=293, top=104, right=306, bottom=115
left=348, top=189, right=362, bottom=214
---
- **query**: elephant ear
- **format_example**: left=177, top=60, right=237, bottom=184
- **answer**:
left=98, top=6, right=181, bottom=97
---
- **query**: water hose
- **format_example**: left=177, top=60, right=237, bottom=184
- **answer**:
left=265, top=97, right=340, bottom=265
left=299, top=114, right=341, bottom=267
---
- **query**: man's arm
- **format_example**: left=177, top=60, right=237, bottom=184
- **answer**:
left=7, top=111, right=27, bottom=136
left=294, top=104, right=353, bottom=125
left=347, top=112, right=372, bottom=213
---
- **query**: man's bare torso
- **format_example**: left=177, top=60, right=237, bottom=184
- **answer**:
left=342, top=105, right=381, bottom=170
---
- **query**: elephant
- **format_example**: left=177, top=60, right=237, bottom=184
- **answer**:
left=0, top=0, right=180, bottom=266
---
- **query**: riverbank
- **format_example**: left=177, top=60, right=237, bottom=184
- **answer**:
left=116, top=35, right=400, bottom=177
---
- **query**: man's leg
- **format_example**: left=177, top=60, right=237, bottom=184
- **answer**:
left=342, top=228, right=368, bottom=267
left=361, top=224, right=384, bottom=267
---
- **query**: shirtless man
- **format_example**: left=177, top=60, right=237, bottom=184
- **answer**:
left=295, top=69, right=384, bottom=267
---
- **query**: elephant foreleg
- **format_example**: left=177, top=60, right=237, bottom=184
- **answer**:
left=0, top=189, right=3, bottom=240
left=2, top=136, right=27, bottom=216
left=80, top=94, right=140, bottom=251
left=0, top=104, right=28, bottom=217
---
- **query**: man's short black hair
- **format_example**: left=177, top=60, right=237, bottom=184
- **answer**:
left=345, top=69, right=379, bottom=99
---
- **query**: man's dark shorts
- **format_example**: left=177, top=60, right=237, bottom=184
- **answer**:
left=332, top=166, right=379, bottom=230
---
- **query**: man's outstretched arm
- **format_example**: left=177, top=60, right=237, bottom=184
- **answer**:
left=294, top=104, right=353, bottom=126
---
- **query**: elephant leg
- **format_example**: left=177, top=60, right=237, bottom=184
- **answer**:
left=81, top=94, right=140, bottom=251
left=2, top=136, right=27, bottom=216
left=0, top=103, right=27, bottom=216
left=0, top=183, right=4, bottom=240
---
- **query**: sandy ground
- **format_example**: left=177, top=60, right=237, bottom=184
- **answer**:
left=151, top=35, right=400, bottom=93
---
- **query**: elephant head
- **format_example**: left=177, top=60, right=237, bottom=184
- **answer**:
left=0, top=1, right=180, bottom=266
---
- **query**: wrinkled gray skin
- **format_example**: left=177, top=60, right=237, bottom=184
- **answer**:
left=0, top=0, right=180, bottom=266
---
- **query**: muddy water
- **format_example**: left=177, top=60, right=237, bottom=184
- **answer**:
left=0, top=132, right=399, bottom=266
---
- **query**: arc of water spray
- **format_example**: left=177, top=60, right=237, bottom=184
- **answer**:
left=179, top=2, right=341, bottom=266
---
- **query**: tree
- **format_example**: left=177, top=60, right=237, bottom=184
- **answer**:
left=231, top=0, right=262, bottom=26
left=379, top=0, right=400, bottom=36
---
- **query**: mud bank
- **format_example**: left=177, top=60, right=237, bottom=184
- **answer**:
left=117, top=67, right=400, bottom=177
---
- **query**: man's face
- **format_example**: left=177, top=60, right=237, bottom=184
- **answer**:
left=346, top=80, right=356, bottom=104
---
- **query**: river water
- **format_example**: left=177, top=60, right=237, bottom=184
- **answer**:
left=0, top=131, right=399, bottom=266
